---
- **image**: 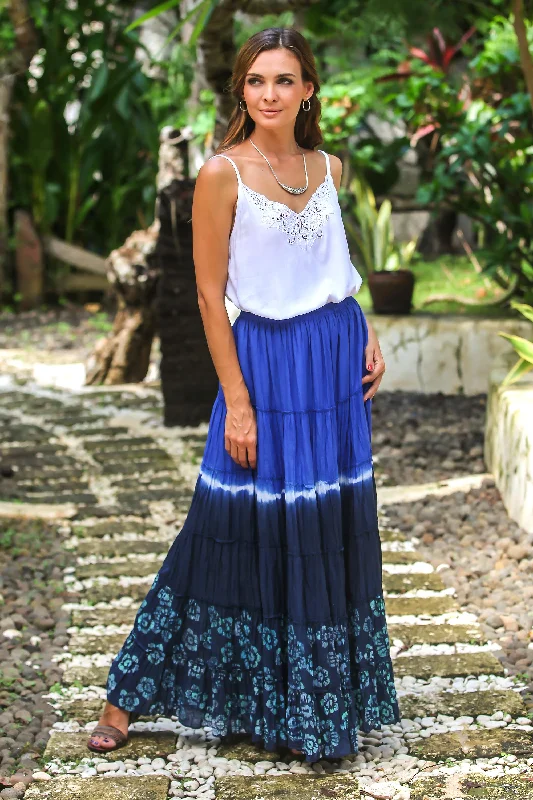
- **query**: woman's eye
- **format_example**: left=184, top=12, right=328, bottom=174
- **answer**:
left=246, top=78, right=294, bottom=85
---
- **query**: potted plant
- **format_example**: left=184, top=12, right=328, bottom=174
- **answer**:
left=346, top=175, right=417, bottom=314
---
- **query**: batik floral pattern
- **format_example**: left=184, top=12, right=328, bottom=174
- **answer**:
left=106, top=574, right=400, bottom=762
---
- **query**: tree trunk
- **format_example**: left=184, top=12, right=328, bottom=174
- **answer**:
left=14, top=210, right=44, bottom=309
left=512, top=0, right=533, bottom=114
left=155, top=130, right=219, bottom=426
left=0, top=76, right=14, bottom=299
left=84, top=225, right=160, bottom=385
left=1, top=0, right=38, bottom=301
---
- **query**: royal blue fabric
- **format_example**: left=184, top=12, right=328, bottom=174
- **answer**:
left=106, top=295, right=401, bottom=762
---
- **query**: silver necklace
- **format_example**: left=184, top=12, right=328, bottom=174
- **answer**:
left=249, top=138, right=308, bottom=195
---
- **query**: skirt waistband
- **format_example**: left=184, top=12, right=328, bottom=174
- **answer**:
left=236, top=295, right=358, bottom=327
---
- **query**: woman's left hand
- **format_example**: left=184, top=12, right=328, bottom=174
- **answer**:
left=362, top=320, right=385, bottom=401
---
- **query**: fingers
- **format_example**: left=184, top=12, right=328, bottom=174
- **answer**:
left=362, top=355, right=385, bottom=401
left=224, top=409, right=257, bottom=470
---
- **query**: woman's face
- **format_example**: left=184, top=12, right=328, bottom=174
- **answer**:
left=242, top=48, right=314, bottom=130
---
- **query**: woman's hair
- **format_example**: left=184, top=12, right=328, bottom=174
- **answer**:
left=216, top=27, right=322, bottom=153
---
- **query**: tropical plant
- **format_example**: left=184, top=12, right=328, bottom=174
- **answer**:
left=498, top=301, right=533, bottom=386
left=345, top=174, right=417, bottom=275
left=8, top=0, right=162, bottom=262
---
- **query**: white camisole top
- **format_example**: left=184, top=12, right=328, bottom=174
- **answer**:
left=210, top=150, right=363, bottom=320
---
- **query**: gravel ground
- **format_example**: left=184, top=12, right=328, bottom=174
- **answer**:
left=0, top=306, right=112, bottom=355
left=372, top=391, right=487, bottom=487
left=0, top=518, right=71, bottom=791
left=383, top=479, right=533, bottom=709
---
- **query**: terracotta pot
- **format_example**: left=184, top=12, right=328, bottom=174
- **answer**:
left=368, top=269, right=415, bottom=314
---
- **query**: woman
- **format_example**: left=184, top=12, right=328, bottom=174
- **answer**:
left=87, top=26, right=400, bottom=763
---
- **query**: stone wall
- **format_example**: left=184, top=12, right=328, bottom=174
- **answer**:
left=225, top=299, right=530, bottom=396
left=484, top=369, right=533, bottom=534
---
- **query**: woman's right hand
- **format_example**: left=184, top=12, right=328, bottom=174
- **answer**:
left=224, top=400, right=257, bottom=470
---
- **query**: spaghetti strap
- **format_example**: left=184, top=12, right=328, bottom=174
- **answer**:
left=318, top=149, right=331, bottom=179
left=210, top=153, right=242, bottom=185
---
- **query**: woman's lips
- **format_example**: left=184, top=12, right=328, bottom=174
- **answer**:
left=261, top=109, right=280, bottom=116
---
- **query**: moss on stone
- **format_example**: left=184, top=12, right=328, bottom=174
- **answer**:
left=74, top=539, right=168, bottom=558
left=24, top=776, right=169, bottom=800
left=411, top=775, right=533, bottom=800
left=62, top=665, right=108, bottom=687
left=410, top=728, right=533, bottom=761
left=43, top=731, right=177, bottom=761
left=393, top=652, right=505, bottom=680
left=70, top=608, right=137, bottom=628
left=385, top=596, right=458, bottom=616
left=400, top=688, right=527, bottom=720
left=389, top=623, right=485, bottom=647
left=384, top=572, right=445, bottom=594
left=69, top=633, right=126, bottom=655
left=381, top=551, right=422, bottom=564
left=75, top=560, right=163, bottom=580
left=379, top=529, right=406, bottom=542
left=216, top=738, right=280, bottom=763
left=55, top=698, right=108, bottom=723
left=215, top=774, right=360, bottom=799
left=80, top=579, right=151, bottom=604
left=72, top=521, right=152, bottom=538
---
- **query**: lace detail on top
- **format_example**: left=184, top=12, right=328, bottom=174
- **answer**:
left=241, top=177, right=336, bottom=249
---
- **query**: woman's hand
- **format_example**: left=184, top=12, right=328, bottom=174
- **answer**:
left=224, top=400, right=257, bottom=469
left=362, top=320, right=386, bottom=402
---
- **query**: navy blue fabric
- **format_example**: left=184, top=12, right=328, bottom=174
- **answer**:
left=106, top=295, right=401, bottom=761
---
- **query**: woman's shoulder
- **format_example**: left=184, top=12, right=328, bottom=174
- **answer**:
left=195, top=151, right=240, bottom=195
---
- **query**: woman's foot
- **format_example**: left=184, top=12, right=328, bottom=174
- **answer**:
left=87, top=701, right=132, bottom=751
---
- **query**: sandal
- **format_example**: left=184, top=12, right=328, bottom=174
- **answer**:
left=87, top=711, right=140, bottom=753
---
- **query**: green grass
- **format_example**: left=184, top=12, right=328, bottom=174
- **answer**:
left=356, top=255, right=518, bottom=318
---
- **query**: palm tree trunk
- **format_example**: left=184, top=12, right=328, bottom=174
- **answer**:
left=0, top=76, right=14, bottom=298
left=512, top=0, right=533, bottom=114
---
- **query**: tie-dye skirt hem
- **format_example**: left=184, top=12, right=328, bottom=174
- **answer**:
left=106, top=294, right=401, bottom=762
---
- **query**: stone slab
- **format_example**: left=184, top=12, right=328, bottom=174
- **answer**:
left=44, top=731, right=177, bottom=761
left=76, top=579, right=152, bottom=603
left=411, top=775, right=533, bottom=799
left=216, top=738, right=280, bottom=763
left=71, top=521, right=156, bottom=538
left=389, top=623, right=485, bottom=647
left=383, top=573, right=446, bottom=594
left=69, top=633, right=126, bottom=655
left=73, top=539, right=169, bottom=557
left=381, top=551, right=423, bottom=564
left=24, top=776, right=169, bottom=800
left=393, top=652, right=505, bottom=679
left=74, top=559, right=164, bottom=580
left=410, top=728, right=533, bottom=761
left=70, top=607, right=137, bottom=628
left=400, top=688, right=527, bottom=720
left=385, top=596, right=458, bottom=616
left=62, top=665, right=109, bottom=686
left=379, top=529, right=406, bottom=542
left=215, top=774, right=360, bottom=799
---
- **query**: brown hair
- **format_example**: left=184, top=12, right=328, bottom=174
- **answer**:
left=216, top=27, right=323, bottom=153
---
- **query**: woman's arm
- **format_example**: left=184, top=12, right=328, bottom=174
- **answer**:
left=192, top=157, right=257, bottom=470
left=329, top=153, right=386, bottom=401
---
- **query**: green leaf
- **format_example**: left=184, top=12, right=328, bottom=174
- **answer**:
left=498, top=333, right=533, bottom=364
left=189, top=0, right=219, bottom=47
left=510, top=301, right=533, bottom=324
left=501, top=357, right=533, bottom=386
left=125, top=0, right=182, bottom=32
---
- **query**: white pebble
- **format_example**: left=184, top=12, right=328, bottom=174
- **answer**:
left=32, top=773, right=52, bottom=781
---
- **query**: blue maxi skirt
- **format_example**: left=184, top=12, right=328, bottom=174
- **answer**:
left=106, top=295, right=400, bottom=762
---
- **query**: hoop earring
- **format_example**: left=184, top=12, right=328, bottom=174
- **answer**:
left=239, top=100, right=247, bottom=111
left=302, top=98, right=311, bottom=112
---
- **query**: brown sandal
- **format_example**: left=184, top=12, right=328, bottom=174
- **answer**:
left=87, top=712, right=140, bottom=753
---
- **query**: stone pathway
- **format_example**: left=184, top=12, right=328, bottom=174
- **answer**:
left=0, top=383, right=532, bottom=799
